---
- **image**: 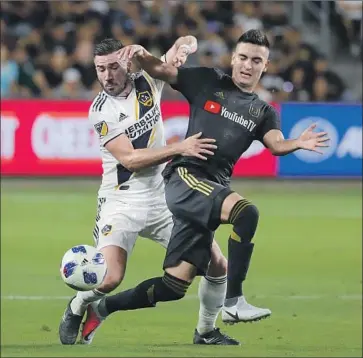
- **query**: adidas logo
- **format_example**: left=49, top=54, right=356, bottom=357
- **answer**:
left=214, top=91, right=225, bottom=100
left=119, top=113, right=128, bottom=122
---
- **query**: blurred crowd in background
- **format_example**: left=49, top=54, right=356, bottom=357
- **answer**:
left=1, top=0, right=362, bottom=102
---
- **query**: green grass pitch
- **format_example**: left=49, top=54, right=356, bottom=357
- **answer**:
left=1, top=179, right=362, bottom=357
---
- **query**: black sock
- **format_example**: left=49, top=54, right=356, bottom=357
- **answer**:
left=226, top=240, right=254, bottom=298
left=101, top=273, right=190, bottom=315
left=226, top=200, right=259, bottom=299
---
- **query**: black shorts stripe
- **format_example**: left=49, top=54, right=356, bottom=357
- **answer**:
left=181, top=168, right=214, bottom=192
left=177, top=167, right=214, bottom=196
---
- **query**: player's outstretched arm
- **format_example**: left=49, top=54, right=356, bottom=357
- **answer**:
left=117, top=45, right=179, bottom=84
left=164, top=36, right=198, bottom=67
left=129, top=36, right=197, bottom=74
left=105, top=132, right=216, bottom=172
left=263, top=124, right=330, bottom=156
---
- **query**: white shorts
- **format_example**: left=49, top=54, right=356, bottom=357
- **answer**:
left=92, top=196, right=173, bottom=255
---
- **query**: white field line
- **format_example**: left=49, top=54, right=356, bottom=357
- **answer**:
left=1, top=294, right=361, bottom=301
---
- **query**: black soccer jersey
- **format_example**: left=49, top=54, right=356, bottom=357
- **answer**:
left=163, top=66, right=281, bottom=186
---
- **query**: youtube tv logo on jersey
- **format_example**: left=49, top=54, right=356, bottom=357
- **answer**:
left=204, top=100, right=221, bottom=114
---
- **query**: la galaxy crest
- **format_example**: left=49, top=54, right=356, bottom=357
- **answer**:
left=94, top=121, right=108, bottom=136
left=101, top=224, right=112, bottom=236
left=137, top=91, right=153, bottom=107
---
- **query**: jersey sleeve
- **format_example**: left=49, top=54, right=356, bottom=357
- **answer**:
left=255, top=105, right=281, bottom=143
left=89, top=107, right=128, bottom=147
left=170, top=66, right=216, bottom=102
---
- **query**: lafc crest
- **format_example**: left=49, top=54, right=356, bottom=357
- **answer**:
left=94, top=121, right=108, bottom=136
left=137, top=91, right=153, bottom=107
left=249, top=104, right=261, bottom=118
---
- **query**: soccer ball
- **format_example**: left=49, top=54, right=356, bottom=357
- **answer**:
left=60, top=245, right=107, bottom=291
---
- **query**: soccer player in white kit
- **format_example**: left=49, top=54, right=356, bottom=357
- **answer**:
left=59, top=36, right=240, bottom=346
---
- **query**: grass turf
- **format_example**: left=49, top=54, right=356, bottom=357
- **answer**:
left=1, top=179, right=362, bottom=357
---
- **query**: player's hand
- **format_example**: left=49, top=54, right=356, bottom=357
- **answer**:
left=117, top=45, right=146, bottom=62
left=178, top=132, right=217, bottom=160
left=297, top=123, right=330, bottom=154
left=171, top=45, right=191, bottom=68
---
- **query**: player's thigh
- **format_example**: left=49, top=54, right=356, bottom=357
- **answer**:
left=165, top=260, right=198, bottom=283
left=219, top=192, right=245, bottom=223
left=163, top=216, right=214, bottom=278
left=165, top=167, right=233, bottom=231
left=140, top=201, right=173, bottom=249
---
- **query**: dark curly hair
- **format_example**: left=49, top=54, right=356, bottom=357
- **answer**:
left=94, top=38, right=123, bottom=56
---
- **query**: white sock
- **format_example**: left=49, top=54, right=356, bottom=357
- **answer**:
left=70, top=289, right=105, bottom=316
left=196, top=275, right=227, bottom=335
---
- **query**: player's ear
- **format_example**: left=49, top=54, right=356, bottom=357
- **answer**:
left=231, top=51, right=236, bottom=66
left=263, top=59, right=270, bottom=73
left=129, top=59, right=141, bottom=73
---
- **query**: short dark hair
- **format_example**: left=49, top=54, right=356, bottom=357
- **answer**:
left=94, top=38, right=123, bottom=57
left=236, top=29, right=270, bottom=49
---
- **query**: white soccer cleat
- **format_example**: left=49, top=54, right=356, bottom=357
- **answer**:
left=222, top=296, right=271, bottom=324
left=79, top=300, right=106, bottom=345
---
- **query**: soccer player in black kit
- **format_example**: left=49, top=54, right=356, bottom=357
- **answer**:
left=83, top=30, right=329, bottom=345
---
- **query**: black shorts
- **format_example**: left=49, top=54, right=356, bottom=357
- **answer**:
left=163, top=166, right=233, bottom=276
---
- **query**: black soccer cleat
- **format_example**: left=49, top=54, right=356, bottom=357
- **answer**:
left=193, top=328, right=241, bottom=345
left=59, top=297, right=84, bottom=345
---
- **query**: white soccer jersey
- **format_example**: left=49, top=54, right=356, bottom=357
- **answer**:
left=89, top=71, right=167, bottom=203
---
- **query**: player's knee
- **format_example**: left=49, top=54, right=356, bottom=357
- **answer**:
left=99, top=271, right=125, bottom=293
left=244, top=203, right=259, bottom=224
left=229, top=200, right=259, bottom=242
left=155, top=272, right=190, bottom=303
left=208, top=252, right=227, bottom=276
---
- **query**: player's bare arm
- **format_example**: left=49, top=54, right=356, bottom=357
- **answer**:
left=129, top=36, right=197, bottom=73
left=263, top=124, right=330, bottom=156
left=118, top=45, right=179, bottom=84
left=164, top=36, right=198, bottom=67
left=105, top=132, right=216, bottom=172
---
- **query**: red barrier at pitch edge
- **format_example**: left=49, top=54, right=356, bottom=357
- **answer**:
left=1, top=100, right=278, bottom=177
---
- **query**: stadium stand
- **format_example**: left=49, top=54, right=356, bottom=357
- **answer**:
left=1, top=0, right=361, bottom=101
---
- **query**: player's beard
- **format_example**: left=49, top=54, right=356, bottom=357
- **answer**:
left=102, top=77, right=131, bottom=97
